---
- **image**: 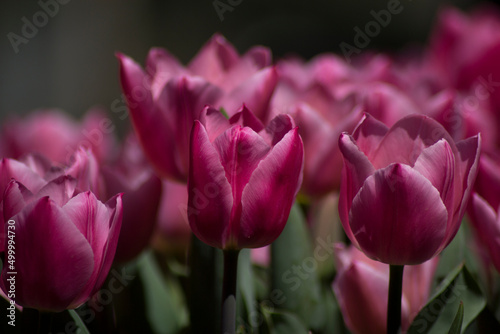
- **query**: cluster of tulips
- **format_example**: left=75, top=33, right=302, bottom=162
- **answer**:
left=2, top=4, right=500, bottom=334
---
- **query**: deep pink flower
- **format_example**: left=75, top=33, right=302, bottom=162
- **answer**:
left=0, top=108, right=116, bottom=165
left=1, top=177, right=123, bottom=312
left=101, top=134, right=162, bottom=263
left=333, top=244, right=439, bottom=334
left=467, top=154, right=500, bottom=274
left=117, top=35, right=277, bottom=182
left=188, top=107, right=303, bottom=249
left=338, top=113, right=480, bottom=265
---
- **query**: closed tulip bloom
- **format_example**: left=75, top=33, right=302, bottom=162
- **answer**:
left=338, top=113, right=480, bottom=265
left=188, top=109, right=303, bottom=250
left=1, top=178, right=123, bottom=312
left=333, top=244, right=439, bottom=334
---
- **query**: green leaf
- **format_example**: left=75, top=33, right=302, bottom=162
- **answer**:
left=236, top=249, right=259, bottom=333
left=408, top=264, right=486, bottom=334
left=137, top=251, right=188, bottom=334
left=270, top=203, right=325, bottom=331
left=68, top=309, right=90, bottom=334
left=220, top=107, right=230, bottom=119
left=262, top=309, right=309, bottom=334
left=448, top=302, right=464, bottom=334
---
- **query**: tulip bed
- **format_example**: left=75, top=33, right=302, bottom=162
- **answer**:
left=2, top=4, right=500, bottom=334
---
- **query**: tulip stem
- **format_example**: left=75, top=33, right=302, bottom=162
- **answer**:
left=222, top=249, right=240, bottom=334
left=387, top=265, right=404, bottom=334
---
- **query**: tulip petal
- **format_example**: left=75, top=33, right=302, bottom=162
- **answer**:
left=413, top=139, right=456, bottom=227
left=0, top=158, right=47, bottom=195
left=229, top=105, right=265, bottom=133
left=145, top=48, right=186, bottom=96
left=221, top=67, right=278, bottom=122
left=352, top=113, right=389, bottom=159
left=62, top=192, right=123, bottom=306
left=371, top=115, right=458, bottom=169
left=188, top=121, right=233, bottom=249
left=36, top=175, right=77, bottom=207
left=1, top=197, right=94, bottom=311
left=213, top=126, right=271, bottom=229
left=2, top=181, right=32, bottom=223
left=239, top=128, right=303, bottom=248
left=349, top=164, right=448, bottom=265
left=199, top=106, right=231, bottom=142
left=468, top=193, right=500, bottom=273
left=455, top=135, right=481, bottom=219
left=156, top=76, right=223, bottom=178
left=333, top=262, right=390, bottom=334
left=338, top=133, right=375, bottom=247
left=188, top=33, right=239, bottom=84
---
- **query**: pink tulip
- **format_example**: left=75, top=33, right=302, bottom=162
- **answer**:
left=187, top=107, right=303, bottom=249
left=0, top=108, right=116, bottom=165
left=428, top=6, right=500, bottom=110
left=101, top=134, right=162, bottom=263
left=333, top=244, right=439, bottom=334
left=153, top=179, right=192, bottom=252
left=468, top=154, right=500, bottom=273
left=0, top=176, right=123, bottom=312
left=338, top=113, right=480, bottom=265
left=117, top=35, right=277, bottom=182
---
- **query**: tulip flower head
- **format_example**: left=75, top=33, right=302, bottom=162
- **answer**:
left=188, top=106, right=304, bottom=250
left=338, top=113, right=480, bottom=265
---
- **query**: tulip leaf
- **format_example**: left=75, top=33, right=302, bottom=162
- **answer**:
left=137, top=251, right=188, bottom=334
left=236, top=249, right=259, bottom=333
left=407, top=264, right=486, bottom=334
left=260, top=309, right=309, bottom=334
left=448, top=302, right=464, bottom=334
left=270, top=203, right=325, bottom=331
left=220, top=107, right=230, bottom=119
left=68, top=309, right=91, bottom=334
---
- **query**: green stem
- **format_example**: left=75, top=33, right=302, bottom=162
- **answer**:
left=387, top=265, right=404, bottom=334
left=221, top=250, right=240, bottom=334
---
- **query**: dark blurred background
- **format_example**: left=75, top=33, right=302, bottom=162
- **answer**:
left=0, top=0, right=495, bottom=125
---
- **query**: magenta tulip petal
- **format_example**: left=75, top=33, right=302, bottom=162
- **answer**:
left=2, top=181, right=32, bottom=223
left=350, top=164, right=448, bottom=264
left=188, top=121, right=233, bottom=248
left=213, top=126, right=270, bottom=223
left=244, top=46, right=272, bottom=68
left=372, top=115, right=457, bottom=169
left=200, top=106, right=232, bottom=142
left=455, top=135, right=481, bottom=218
left=1, top=197, right=94, bottom=311
left=36, top=175, right=77, bottom=207
left=62, top=192, right=123, bottom=306
left=333, top=262, right=389, bottom=334
left=338, top=133, right=376, bottom=246
left=156, top=76, right=223, bottom=176
left=188, top=33, right=239, bottom=82
left=0, top=158, right=47, bottom=194
left=229, top=105, right=265, bottom=133
left=352, top=113, right=389, bottom=160
left=239, top=128, right=303, bottom=248
left=221, top=67, right=278, bottom=122
left=146, top=48, right=185, bottom=95
left=468, top=194, right=500, bottom=273
left=261, top=114, right=295, bottom=146
left=413, top=139, right=456, bottom=223
left=103, top=168, right=161, bottom=263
